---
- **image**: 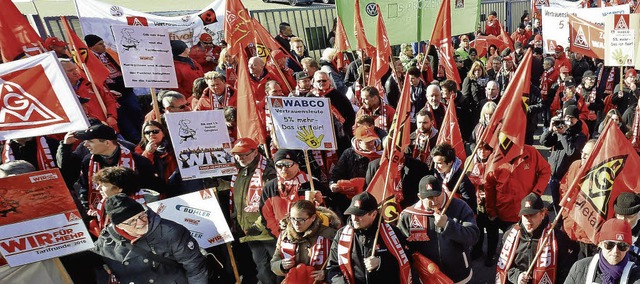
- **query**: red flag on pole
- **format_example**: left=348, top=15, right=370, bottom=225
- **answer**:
left=436, top=96, right=467, bottom=163
left=498, top=23, right=515, bottom=52
left=224, top=0, right=254, bottom=57
left=367, top=4, right=392, bottom=94
left=251, top=18, right=296, bottom=93
left=60, top=16, right=110, bottom=87
left=366, top=74, right=412, bottom=219
left=480, top=49, right=532, bottom=174
left=568, top=15, right=604, bottom=59
left=429, top=0, right=461, bottom=85
left=562, top=120, right=640, bottom=243
left=470, top=35, right=510, bottom=58
left=334, top=16, right=352, bottom=71
left=353, top=0, right=376, bottom=57
left=0, top=0, right=45, bottom=62
left=235, top=51, right=267, bottom=144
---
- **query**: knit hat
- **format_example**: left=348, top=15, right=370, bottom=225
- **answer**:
left=519, top=193, right=549, bottom=216
left=626, top=69, right=637, bottom=79
left=563, top=105, right=580, bottom=118
left=559, top=66, right=570, bottom=73
left=534, top=35, right=542, bottom=42
left=105, top=193, right=145, bottom=225
left=273, top=149, right=302, bottom=165
left=597, top=218, right=632, bottom=244
left=582, top=70, right=596, bottom=79
left=84, top=34, right=103, bottom=47
left=170, top=40, right=188, bottom=57
left=418, top=175, right=443, bottom=198
left=564, top=76, right=576, bottom=88
left=344, top=192, right=378, bottom=216
left=614, top=192, right=640, bottom=215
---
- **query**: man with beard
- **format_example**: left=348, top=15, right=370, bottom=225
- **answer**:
left=423, top=84, right=446, bottom=130
left=496, top=193, right=577, bottom=284
left=356, top=86, right=395, bottom=133
left=290, top=72, right=313, bottom=97
left=407, top=109, right=439, bottom=165
left=576, top=71, right=603, bottom=134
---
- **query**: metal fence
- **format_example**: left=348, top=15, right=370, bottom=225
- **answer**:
left=41, top=0, right=529, bottom=59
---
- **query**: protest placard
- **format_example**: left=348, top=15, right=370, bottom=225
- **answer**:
left=542, top=5, right=629, bottom=54
left=76, top=0, right=225, bottom=50
left=0, top=169, right=93, bottom=267
left=569, top=15, right=605, bottom=59
left=604, top=14, right=639, bottom=67
left=267, top=96, right=337, bottom=150
left=147, top=189, right=233, bottom=248
left=0, top=52, right=89, bottom=140
left=111, top=25, right=177, bottom=89
left=164, top=110, right=237, bottom=180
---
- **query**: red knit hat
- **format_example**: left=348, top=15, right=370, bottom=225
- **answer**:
left=597, top=218, right=632, bottom=244
left=625, top=68, right=637, bottom=79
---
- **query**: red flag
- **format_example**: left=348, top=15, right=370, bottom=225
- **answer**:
left=366, top=74, right=412, bottom=220
left=480, top=49, right=532, bottom=174
left=224, top=0, right=254, bottom=57
left=498, top=23, right=515, bottom=52
left=367, top=4, right=392, bottom=94
left=60, top=16, right=110, bottom=87
left=562, top=120, right=640, bottom=243
left=354, top=0, right=375, bottom=56
left=569, top=15, right=604, bottom=60
left=251, top=18, right=296, bottom=93
left=436, top=96, right=466, bottom=163
left=334, top=16, right=351, bottom=71
left=470, top=35, right=509, bottom=58
left=0, top=0, right=45, bottom=62
left=429, top=0, right=461, bottom=85
left=235, top=51, right=267, bottom=144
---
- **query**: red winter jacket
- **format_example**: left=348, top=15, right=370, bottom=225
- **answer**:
left=171, top=59, right=204, bottom=100
left=484, top=145, right=551, bottom=222
left=75, top=78, right=119, bottom=122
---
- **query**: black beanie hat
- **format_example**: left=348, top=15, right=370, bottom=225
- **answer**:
left=105, top=193, right=145, bottom=225
left=170, top=40, right=188, bottom=57
left=273, top=149, right=303, bottom=165
left=84, top=34, right=103, bottom=47
left=614, top=192, right=640, bottom=215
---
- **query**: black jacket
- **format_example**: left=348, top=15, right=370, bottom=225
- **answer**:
left=539, top=120, right=587, bottom=178
left=365, top=155, right=430, bottom=209
left=566, top=254, right=640, bottom=284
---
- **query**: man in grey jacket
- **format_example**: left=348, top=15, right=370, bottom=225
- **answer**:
left=397, top=175, right=479, bottom=283
left=93, top=194, right=208, bottom=283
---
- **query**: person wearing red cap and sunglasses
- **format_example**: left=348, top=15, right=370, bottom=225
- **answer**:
left=566, top=218, right=640, bottom=283
left=189, top=33, right=221, bottom=73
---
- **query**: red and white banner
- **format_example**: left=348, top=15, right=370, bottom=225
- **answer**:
left=0, top=52, right=89, bottom=140
left=0, top=169, right=93, bottom=267
left=147, top=189, right=234, bottom=248
left=569, top=15, right=605, bottom=59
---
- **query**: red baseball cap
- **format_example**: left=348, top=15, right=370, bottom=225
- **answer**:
left=625, top=68, right=637, bottom=79
left=199, top=33, right=213, bottom=43
left=555, top=45, right=564, bottom=53
left=354, top=125, right=379, bottom=142
left=231, top=138, right=258, bottom=153
left=45, top=36, right=66, bottom=48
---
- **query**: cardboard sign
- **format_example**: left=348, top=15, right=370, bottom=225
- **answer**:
left=0, top=169, right=93, bottom=267
left=164, top=110, right=237, bottom=180
left=147, top=189, right=233, bottom=248
left=111, top=25, right=177, bottom=88
left=605, top=14, right=640, bottom=67
left=541, top=5, right=630, bottom=54
left=267, top=96, right=337, bottom=150
left=0, top=52, right=89, bottom=140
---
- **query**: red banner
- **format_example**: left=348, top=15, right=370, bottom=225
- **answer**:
left=0, top=0, right=45, bottom=62
left=569, top=15, right=604, bottom=59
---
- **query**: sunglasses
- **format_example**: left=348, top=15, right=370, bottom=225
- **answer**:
left=144, top=129, right=161, bottom=135
left=275, top=161, right=296, bottom=169
left=120, top=213, right=148, bottom=226
left=604, top=241, right=630, bottom=251
left=316, top=79, right=328, bottom=83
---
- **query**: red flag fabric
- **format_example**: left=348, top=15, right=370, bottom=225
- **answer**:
left=562, top=120, right=640, bottom=243
left=367, top=4, right=392, bottom=94
left=0, top=0, right=45, bottom=62
left=224, top=0, right=254, bottom=57
left=569, top=15, right=604, bottom=60
left=334, top=16, right=351, bottom=71
left=60, top=16, right=110, bottom=87
left=251, top=18, right=296, bottom=93
left=436, top=96, right=467, bottom=163
left=353, top=0, right=376, bottom=56
left=498, top=23, right=515, bottom=52
left=235, top=51, right=267, bottom=144
left=470, top=35, right=509, bottom=58
left=429, top=0, right=461, bottom=85
left=480, top=49, right=532, bottom=174
left=366, top=74, right=412, bottom=219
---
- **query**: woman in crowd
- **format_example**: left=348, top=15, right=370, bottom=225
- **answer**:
left=596, top=109, right=629, bottom=138
left=135, top=121, right=178, bottom=191
left=462, top=61, right=490, bottom=119
left=216, top=47, right=238, bottom=87
left=271, top=200, right=339, bottom=283
left=471, top=101, right=497, bottom=145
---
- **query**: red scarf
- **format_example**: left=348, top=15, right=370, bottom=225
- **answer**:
left=352, top=138, right=383, bottom=161
left=496, top=224, right=558, bottom=284
left=577, top=84, right=598, bottom=121
left=198, top=87, right=232, bottom=110
left=2, top=137, right=56, bottom=170
left=360, top=104, right=390, bottom=132
left=411, top=130, right=437, bottom=165
left=226, top=64, right=237, bottom=87
left=337, top=223, right=412, bottom=284
left=401, top=194, right=448, bottom=242
left=230, top=155, right=267, bottom=213
left=540, top=67, right=554, bottom=99
left=312, top=88, right=346, bottom=124
left=87, top=145, right=135, bottom=210
left=277, top=171, right=311, bottom=200
left=279, top=235, right=332, bottom=268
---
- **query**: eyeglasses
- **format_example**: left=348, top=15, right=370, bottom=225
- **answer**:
left=275, top=161, right=296, bottom=169
left=316, top=79, right=328, bottom=83
left=120, top=213, right=148, bottom=226
left=603, top=241, right=630, bottom=251
left=144, top=129, right=161, bottom=135
left=289, top=216, right=311, bottom=223
left=233, top=149, right=255, bottom=157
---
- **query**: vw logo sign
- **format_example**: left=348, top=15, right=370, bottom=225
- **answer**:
left=365, top=3, right=378, bottom=17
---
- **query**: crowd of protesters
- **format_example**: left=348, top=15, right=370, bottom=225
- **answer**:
left=3, top=2, right=640, bottom=283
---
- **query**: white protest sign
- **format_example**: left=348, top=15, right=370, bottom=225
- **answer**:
left=111, top=25, right=177, bottom=88
left=147, top=189, right=233, bottom=248
left=267, top=96, right=337, bottom=150
left=164, top=110, right=237, bottom=180
left=605, top=14, right=640, bottom=67
left=541, top=5, right=629, bottom=54
left=0, top=169, right=93, bottom=266
left=76, top=0, right=225, bottom=50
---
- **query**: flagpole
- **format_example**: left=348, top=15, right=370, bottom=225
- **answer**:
left=302, top=150, right=316, bottom=192
left=210, top=187, right=242, bottom=284
left=441, top=141, right=481, bottom=214
left=150, top=87, right=161, bottom=123
left=60, top=16, right=108, bottom=118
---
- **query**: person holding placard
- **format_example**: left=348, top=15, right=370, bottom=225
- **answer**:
left=135, top=121, right=178, bottom=189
